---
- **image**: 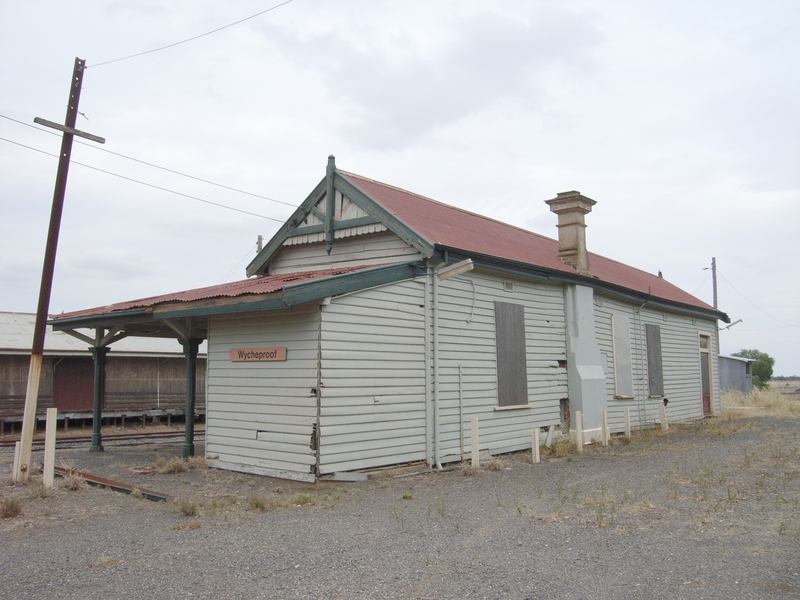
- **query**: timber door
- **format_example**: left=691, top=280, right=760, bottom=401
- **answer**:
left=699, top=335, right=712, bottom=416
left=53, top=357, right=94, bottom=411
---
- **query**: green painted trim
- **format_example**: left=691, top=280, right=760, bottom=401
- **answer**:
left=325, top=156, right=336, bottom=254
left=288, top=215, right=382, bottom=237
left=309, top=206, right=325, bottom=221
left=283, top=262, right=422, bottom=306
left=441, top=248, right=729, bottom=323
left=50, top=262, right=427, bottom=331
left=245, top=177, right=327, bottom=277
left=333, top=173, right=435, bottom=258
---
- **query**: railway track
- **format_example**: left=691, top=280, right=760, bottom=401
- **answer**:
left=0, top=429, right=205, bottom=450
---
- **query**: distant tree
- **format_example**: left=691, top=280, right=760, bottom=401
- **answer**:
left=733, top=349, right=775, bottom=390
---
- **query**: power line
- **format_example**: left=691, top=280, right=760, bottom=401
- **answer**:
left=690, top=271, right=710, bottom=295
left=0, top=135, right=285, bottom=223
left=717, top=270, right=799, bottom=327
left=217, top=243, right=259, bottom=284
left=89, top=0, right=295, bottom=68
left=0, top=113, right=296, bottom=208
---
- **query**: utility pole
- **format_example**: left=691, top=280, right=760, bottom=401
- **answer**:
left=711, top=257, right=718, bottom=309
left=13, top=58, right=105, bottom=482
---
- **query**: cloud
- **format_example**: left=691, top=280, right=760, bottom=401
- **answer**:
left=262, top=8, right=603, bottom=149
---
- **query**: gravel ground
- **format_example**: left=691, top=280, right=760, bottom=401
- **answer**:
left=2, top=414, right=799, bottom=600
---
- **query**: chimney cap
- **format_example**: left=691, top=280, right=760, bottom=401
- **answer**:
left=545, top=190, right=596, bottom=215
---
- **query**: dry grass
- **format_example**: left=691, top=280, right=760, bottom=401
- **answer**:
left=153, top=457, right=190, bottom=474
left=543, top=438, right=578, bottom=458
left=60, top=474, right=85, bottom=491
left=177, top=500, right=197, bottom=516
left=1, top=496, right=23, bottom=519
left=188, top=455, right=208, bottom=469
left=722, top=389, right=798, bottom=418
left=152, top=455, right=209, bottom=474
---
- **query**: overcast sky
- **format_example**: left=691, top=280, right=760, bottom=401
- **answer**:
left=1, top=1, right=798, bottom=375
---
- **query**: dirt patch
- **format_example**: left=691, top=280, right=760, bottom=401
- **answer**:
left=2, top=413, right=799, bottom=599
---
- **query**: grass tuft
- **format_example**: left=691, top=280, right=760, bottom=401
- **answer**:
left=60, top=474, right=85, bottom=491
left=153, top=457, right=190, bottom=474
left=289, top=493, right=316, bottom=506
left=1, top=496, right=23, bottom=519
left=461, top=463, right=478, bottom=476
left=178, top=500, right=197, bottom=516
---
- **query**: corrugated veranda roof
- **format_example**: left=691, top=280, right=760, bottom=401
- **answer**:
left=54, top=265, right=373, bottom=321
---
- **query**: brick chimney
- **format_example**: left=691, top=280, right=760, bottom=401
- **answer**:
left=545, top=191, right=596, bottom=275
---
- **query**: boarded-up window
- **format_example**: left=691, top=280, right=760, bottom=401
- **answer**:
left=645, top=324, right=664, bottom=397
left=612, top=315, right=634, bottom=398
left=494, top=301, right=528, bottom=407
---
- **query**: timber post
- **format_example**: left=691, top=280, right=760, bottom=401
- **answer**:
left=90, top=346, right=109, bottom=452
left=14, top=57, right=105, bottom=482
left=181, top=338, right=201, bottom=459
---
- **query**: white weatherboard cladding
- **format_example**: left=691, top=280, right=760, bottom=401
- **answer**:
left=269, top=231, right=422, bottom=274
left=436, top=272, right=567, bottom=461
left=206, top=305, right=320, bottom=481
left=594, top=295, right=720, bottom=431
left=318, top=279, right=427, bottom=473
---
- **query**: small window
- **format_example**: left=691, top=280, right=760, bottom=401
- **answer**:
left=503, top=281, right=514, bottom=292
left=645, top=324, right=664, bottom=397
left=494, top=301, right=528, bottom=407
left=612, top=315, right=634, bottom=398
left=699, top=336, right=709, bottom=350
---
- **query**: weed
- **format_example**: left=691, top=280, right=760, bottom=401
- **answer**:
left=390, top=505, right=408, bottom=532
left=1, top=496, right=23, bottom=519
left=486, top=459, right=503, bottom=471
left=428, top=496, right=447, bottom=518
left=188, top=455, right=208, bottom=469
left=547, top=438, right=577, bottom=458
left=248, top=495, right=268, bottom=511
left=173, top=522, right=203, bottom=531
left=289, top=493, right=316, bottom=506
left=178, top=500, right=197, bottom=517
left=778, top=522, right=787, bottom=535
left=401, top=491, right=413, bottom=500
left=130, top=488, right=144, bottom=500
left=461, top=463, right=478, bottom=476
left=153, top=457, right=190, bottom=474
left=60, top=474, right=85, bottom=491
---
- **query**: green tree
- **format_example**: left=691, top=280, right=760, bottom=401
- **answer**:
left=733, top=349, right=775, bottom=390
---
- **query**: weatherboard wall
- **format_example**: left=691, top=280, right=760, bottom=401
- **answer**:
left=435, top=272, right=568, bottom=462
left=594, top=294, right=720, bottom=430
left=205, top=305, right=320, bottom=482
left=268, top=231, right=422, bottom=274
left=318, top=279, right=427, bottom=474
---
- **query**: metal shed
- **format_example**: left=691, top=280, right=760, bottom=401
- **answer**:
left=0, top=311, right=206, bottom=434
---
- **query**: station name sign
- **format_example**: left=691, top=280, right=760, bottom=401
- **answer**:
left=229, top=347, right=287, bottom=362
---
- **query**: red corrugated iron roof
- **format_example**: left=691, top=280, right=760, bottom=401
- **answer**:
left=339, top=171, right=718, bottom=313
left=54, top=265, right=372, bottom=320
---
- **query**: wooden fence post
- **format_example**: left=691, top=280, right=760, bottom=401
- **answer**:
left=601, top=410, right=609, bottom=447
left=532, top=428, right=540, bottom=464
left=471, top=416, right=480, bottom=468
left=659, top=400, right=669, bottom=432
left=43, top=407, right=58, bottom=489
left=575, top=410, right=584, bottom=453
left=624, top=406, right=631, bottom=438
